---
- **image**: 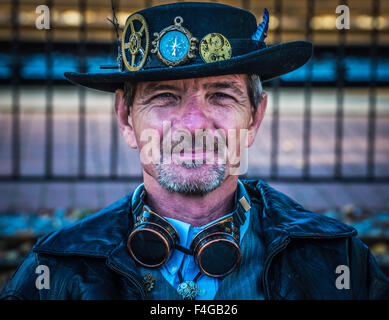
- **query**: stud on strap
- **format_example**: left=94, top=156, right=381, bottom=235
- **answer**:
left=239, top=196, right=251, bottom=212
left=234, top=196, right=251, bottom=226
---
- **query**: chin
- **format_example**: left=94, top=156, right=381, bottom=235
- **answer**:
left=155, top=162, right=226, bottom=196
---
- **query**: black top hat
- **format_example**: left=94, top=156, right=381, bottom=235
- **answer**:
left=64, top=2, right=313, bottom=92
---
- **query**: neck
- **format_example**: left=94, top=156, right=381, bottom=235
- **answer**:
left=142, top=171, right=238, bottom=227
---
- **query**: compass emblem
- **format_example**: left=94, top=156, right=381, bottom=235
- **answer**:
left=151, top=16, right=198, bottom=67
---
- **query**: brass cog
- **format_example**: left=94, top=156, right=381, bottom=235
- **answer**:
left=121, top=14, right=149, bottom=71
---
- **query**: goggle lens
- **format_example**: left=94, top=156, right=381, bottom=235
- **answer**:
left=129, top=230, right=169, bottom=267
left=199, top=240, right=240, bottom=277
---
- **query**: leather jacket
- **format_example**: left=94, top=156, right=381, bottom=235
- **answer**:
left=1, top=180, right=389, bottom=300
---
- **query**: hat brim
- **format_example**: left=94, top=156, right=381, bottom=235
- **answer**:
left=64, top=41, right=312, bottom=92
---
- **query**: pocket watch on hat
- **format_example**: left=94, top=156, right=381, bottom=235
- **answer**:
left=200, top=33, right=232, bottom=63
left=151, top=16, right=198, bottom=67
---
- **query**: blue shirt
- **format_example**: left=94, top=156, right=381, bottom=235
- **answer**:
left=131, top=180, right=251, bottom=300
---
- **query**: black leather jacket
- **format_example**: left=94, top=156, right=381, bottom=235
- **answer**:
left=1, top=180, right=389, bottom=300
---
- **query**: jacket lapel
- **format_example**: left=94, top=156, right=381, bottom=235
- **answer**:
left=242, top=180, right=357, bottom=299
left=106, top=239, right=146, bottom=299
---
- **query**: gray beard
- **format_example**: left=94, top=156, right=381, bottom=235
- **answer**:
left=155, top=162, right=226, bottom=196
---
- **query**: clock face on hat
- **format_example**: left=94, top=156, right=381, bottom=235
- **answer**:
left=159, top=30, right=190, bottom=62
left=200, top=33, right=232, bottom=63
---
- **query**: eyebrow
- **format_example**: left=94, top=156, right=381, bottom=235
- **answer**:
left=141, top=83, right=180, bottom=98
left=202, top=81, right=245, bottom=96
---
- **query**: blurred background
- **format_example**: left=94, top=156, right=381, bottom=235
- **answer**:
left=0, top=0, right=388, bottom=290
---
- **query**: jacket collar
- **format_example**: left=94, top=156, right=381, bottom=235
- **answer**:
left=243, top=179, right=357, bottom=256
left=33, top=193, right=134, bottom=258
left=33, top=179, right=357, bottom=262
left=253, top=180, right=356, bottom=237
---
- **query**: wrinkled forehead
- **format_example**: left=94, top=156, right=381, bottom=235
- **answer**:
left=135, top=74, right=248, bottom=94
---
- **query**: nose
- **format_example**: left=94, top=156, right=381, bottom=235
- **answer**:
left=178, top=97, right=213, bottom=135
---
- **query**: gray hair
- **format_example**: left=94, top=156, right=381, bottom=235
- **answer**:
left=123, top=74, right=262, bottom=115
left=246, top=74, right=263, bottom=111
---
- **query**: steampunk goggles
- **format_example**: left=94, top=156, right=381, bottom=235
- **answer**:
left=127, top=190, right=251, bottom=278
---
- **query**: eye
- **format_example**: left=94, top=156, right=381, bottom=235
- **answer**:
left=150, top=92, right=179, bottom=103
left=148, top=92, right=180, bottom=107
left=155, top=92, right=175, bottom=99
left=213, top=92, right=230, bottom=99
left=210, top=92, right=235, bottom=103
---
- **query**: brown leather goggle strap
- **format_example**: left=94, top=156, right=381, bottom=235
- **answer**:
left=133, top=205, right=180, bottom=245
left=190, top=215, right=240, bottom=253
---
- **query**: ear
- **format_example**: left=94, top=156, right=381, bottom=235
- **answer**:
left=247, top=92, right=267, bottom=147
left=114, top=89, right=138, bottom=149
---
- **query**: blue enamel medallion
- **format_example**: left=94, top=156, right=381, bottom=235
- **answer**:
left=159, top=30, right=190, bottom=62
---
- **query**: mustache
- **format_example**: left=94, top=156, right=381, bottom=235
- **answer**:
left=160, top=131, right=227, bottom=154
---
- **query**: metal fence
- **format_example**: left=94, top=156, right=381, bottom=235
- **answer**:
left=1, top=0, right=388, bottom=184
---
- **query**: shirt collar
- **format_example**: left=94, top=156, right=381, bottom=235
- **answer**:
left=131, top=180, right=252, bottom=277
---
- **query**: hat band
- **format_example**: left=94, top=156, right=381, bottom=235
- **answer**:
left=126, top=38, right=267, bottom=71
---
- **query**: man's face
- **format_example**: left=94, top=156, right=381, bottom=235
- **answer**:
left=115, top=74, right=267, bottom=195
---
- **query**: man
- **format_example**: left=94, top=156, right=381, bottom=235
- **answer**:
left=1, top=2, right=389, bottom=300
